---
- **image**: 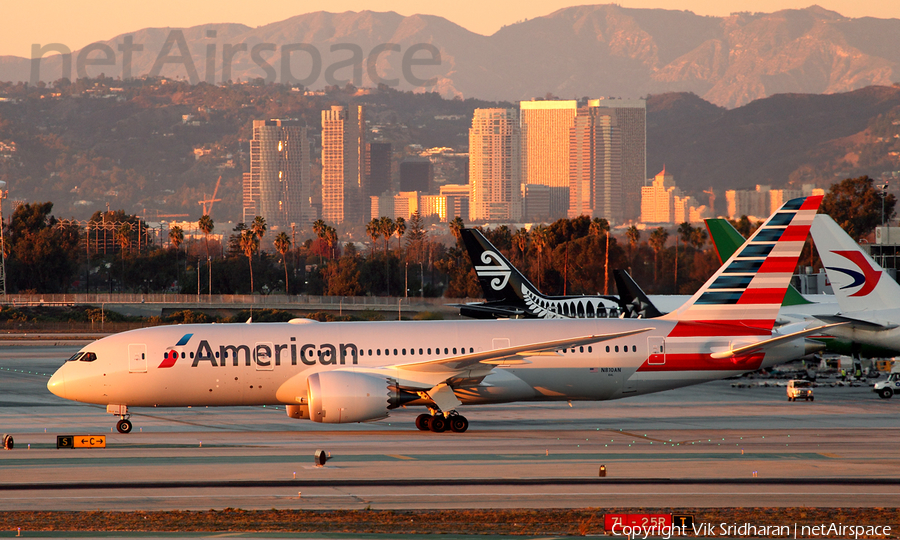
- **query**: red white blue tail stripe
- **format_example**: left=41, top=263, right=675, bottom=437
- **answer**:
left=663, top=195, right=822, bottom=335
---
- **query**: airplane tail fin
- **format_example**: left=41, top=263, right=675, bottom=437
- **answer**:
left=706, top=218, right=812, bottom=306
left=663, top=196, right=822, bottom=331
left=810, top=214, right=900, bottom=313
left=460, top=228, right=537, bottom=305
left=614, top=270, right=665, bottom=318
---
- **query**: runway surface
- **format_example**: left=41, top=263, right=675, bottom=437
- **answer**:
left=2, top=345, right=899, bottom=511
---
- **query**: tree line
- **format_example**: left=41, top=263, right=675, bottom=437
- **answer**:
left=0, top=176, right=892, bottom=298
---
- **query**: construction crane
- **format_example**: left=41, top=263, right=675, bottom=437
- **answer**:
left=198, top=176, right=222, bottom=216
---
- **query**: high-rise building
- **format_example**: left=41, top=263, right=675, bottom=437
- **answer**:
left=247, top=119, right=312, bottom=229
left=468, top=108, right=522, bottom=222
left=568, top=105, right=623, bottom=222
left=591, top=99, right=645, bottom=222
left=520, top=100, right=577, bottom=218
left=241, top=171, right=257, bottom=224
left=365, top=142, right=392, bottom=197
left=321, top=105, right=366, bottom=224
left=400, top=160, right=433, bottom=193
left=440, top=184, right=470, bottom=222
left=641, top=168, right=681, bottom=224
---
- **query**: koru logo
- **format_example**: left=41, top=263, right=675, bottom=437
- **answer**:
left=474, top=251, right=511, bottom=291
left=828, top=250, right=881, bottom=297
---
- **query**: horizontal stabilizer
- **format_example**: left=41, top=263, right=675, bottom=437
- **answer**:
left=397, top=327, right=654, bottom=372
left=814, top=314, right=897, bottom=330
left=709, top=322, right=847, bottom=359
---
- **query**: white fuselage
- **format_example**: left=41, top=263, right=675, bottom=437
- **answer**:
left=48, top=318, right=808, bottom=417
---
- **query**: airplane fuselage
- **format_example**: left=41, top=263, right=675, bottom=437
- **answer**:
left=49, top=317, right=807, bottom=414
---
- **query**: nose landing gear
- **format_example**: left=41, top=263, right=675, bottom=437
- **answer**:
left=107, top=404, right=134, bottom=434
left=116, top=418, right=133, bottom=434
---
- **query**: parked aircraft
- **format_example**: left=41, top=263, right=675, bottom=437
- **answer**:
left=48, top=197, right=835, bottom=434
left=458, top=228, right=622, bottom=319
left=809, top=214, right=900, bottom=356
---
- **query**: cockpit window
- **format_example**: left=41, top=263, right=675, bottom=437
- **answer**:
left=80, top=352, right=97, bottom=362
left=66, top=352, right=84, bottom=362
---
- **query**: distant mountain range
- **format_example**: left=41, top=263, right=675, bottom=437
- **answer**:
left=2, top=5, right=898, bottom=107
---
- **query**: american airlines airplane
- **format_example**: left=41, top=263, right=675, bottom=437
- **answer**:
left=48, top=196, right=835, bottom=434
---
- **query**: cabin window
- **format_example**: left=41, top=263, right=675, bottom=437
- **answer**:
left=632, top=345, right=637, bottom=352
left=393, top=349, right=398, bottom=355
left=605, top=346, right=610, bottom=353
left=580, top=346, right=584, bottom=353
left=453, top=348, right=457, bottom=354
left=190, top=352, right=194, bottom=358
left=419, top=348, right=423, bottom=355
left=377, top=349, right=381, bottom=356
left=181, top=352, right=185, bottom=359
left=615, top=346, right=619, bottom=353
left=368, top=349, right=372, bottom=356
left=588, top=346, right=592, bottom=353
left=215, top=352, right=220, bottom=358
left=444, top=348, right=448, bottom=354
left=427, top=348, right=432, bottom=354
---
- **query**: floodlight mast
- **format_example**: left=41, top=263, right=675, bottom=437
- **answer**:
left=0, top=180, right=7, bottom=299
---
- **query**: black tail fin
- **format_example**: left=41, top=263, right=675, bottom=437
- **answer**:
left=613, top=270, right=665, bottom=318
left=460, top=228, right=539, bottom=305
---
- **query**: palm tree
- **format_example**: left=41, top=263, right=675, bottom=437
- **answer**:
left=240, top=229, right=259, bottom=293
left=530, top=224, right=548, bottom=289
left=513, top=227, right=528, bottom=267
left=591, top=218, right=611, bottom=295
left=449, top=216, right=464, bottom=247
left=324, top=225, right=338, bottom=259
left=365, top=219, right=380, bottom=254
left=378, top=216, right=395, bottom=253
left=274, top=231, right=291, bottom=294
left=251, top=216, right=267, bottom=245
left=312, top=219, right=327, bottom=264
left=676, top=222, right=694, bottom=293
left=626, top=226, right=640, bottom=249
left=169, top=225, right=184, bottom=292
left=395, top=216, right=406, bottom=253
left=115, top=222, right=132, bottom=290
left=198, top=214, right=214, bottom=295
left=649, top=227, right=669, bottom=284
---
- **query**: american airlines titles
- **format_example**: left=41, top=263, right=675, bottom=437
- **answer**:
left=190, top=337, right=359, bottom=368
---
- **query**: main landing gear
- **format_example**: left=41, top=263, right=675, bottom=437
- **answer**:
left=415, top=410, right=469, bottom=433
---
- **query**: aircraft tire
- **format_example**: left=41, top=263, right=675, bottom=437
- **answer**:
left=429, top=415, right=447, bottom=433
left=2, top=434, right=12, bottom=450
left=415, top=414, right=431, bottom=431
left=116, top=419, right=133, bottom=434
left=449, top=416, right=469, bottom=433
left=880, top=388, right=893, bottom=399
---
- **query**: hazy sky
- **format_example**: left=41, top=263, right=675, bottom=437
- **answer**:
left=3, top=0, right=899, bottom=58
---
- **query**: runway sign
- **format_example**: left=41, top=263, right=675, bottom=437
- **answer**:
left=57, top=435, right=106, bottom=449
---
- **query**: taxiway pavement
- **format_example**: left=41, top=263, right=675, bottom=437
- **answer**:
left=1, top=345, right=899, bottom=511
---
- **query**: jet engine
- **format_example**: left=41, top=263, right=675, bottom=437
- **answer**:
left=307, top=371, right=416, bottom=423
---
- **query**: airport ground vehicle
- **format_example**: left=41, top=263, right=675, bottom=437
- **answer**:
left=787, top=379, right=814, bottom=401
left=874, top=370, right=900, bottom=399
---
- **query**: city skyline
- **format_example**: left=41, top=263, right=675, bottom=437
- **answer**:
left=3, top=0, right=899, bottom=58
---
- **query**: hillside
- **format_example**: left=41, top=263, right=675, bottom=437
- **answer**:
left=1, top=5, right=898, bottom=108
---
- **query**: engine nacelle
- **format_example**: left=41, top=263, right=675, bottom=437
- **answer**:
left=307, top=371, right=398, bottom=423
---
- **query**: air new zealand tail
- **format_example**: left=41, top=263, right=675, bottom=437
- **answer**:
left=459, top=228, right=622, bottom=319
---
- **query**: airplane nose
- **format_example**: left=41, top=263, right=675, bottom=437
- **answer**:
left=47, top=370, right=66, bottom=399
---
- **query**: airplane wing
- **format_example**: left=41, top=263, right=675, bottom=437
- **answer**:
left=395, top=327, right=655, bottom=373
left=709, top=322, right=847, bottom=359
left=814, top=314, right=898, bottom=330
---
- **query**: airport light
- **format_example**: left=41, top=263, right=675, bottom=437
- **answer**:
left=0, top=180, right=7, bottom=300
